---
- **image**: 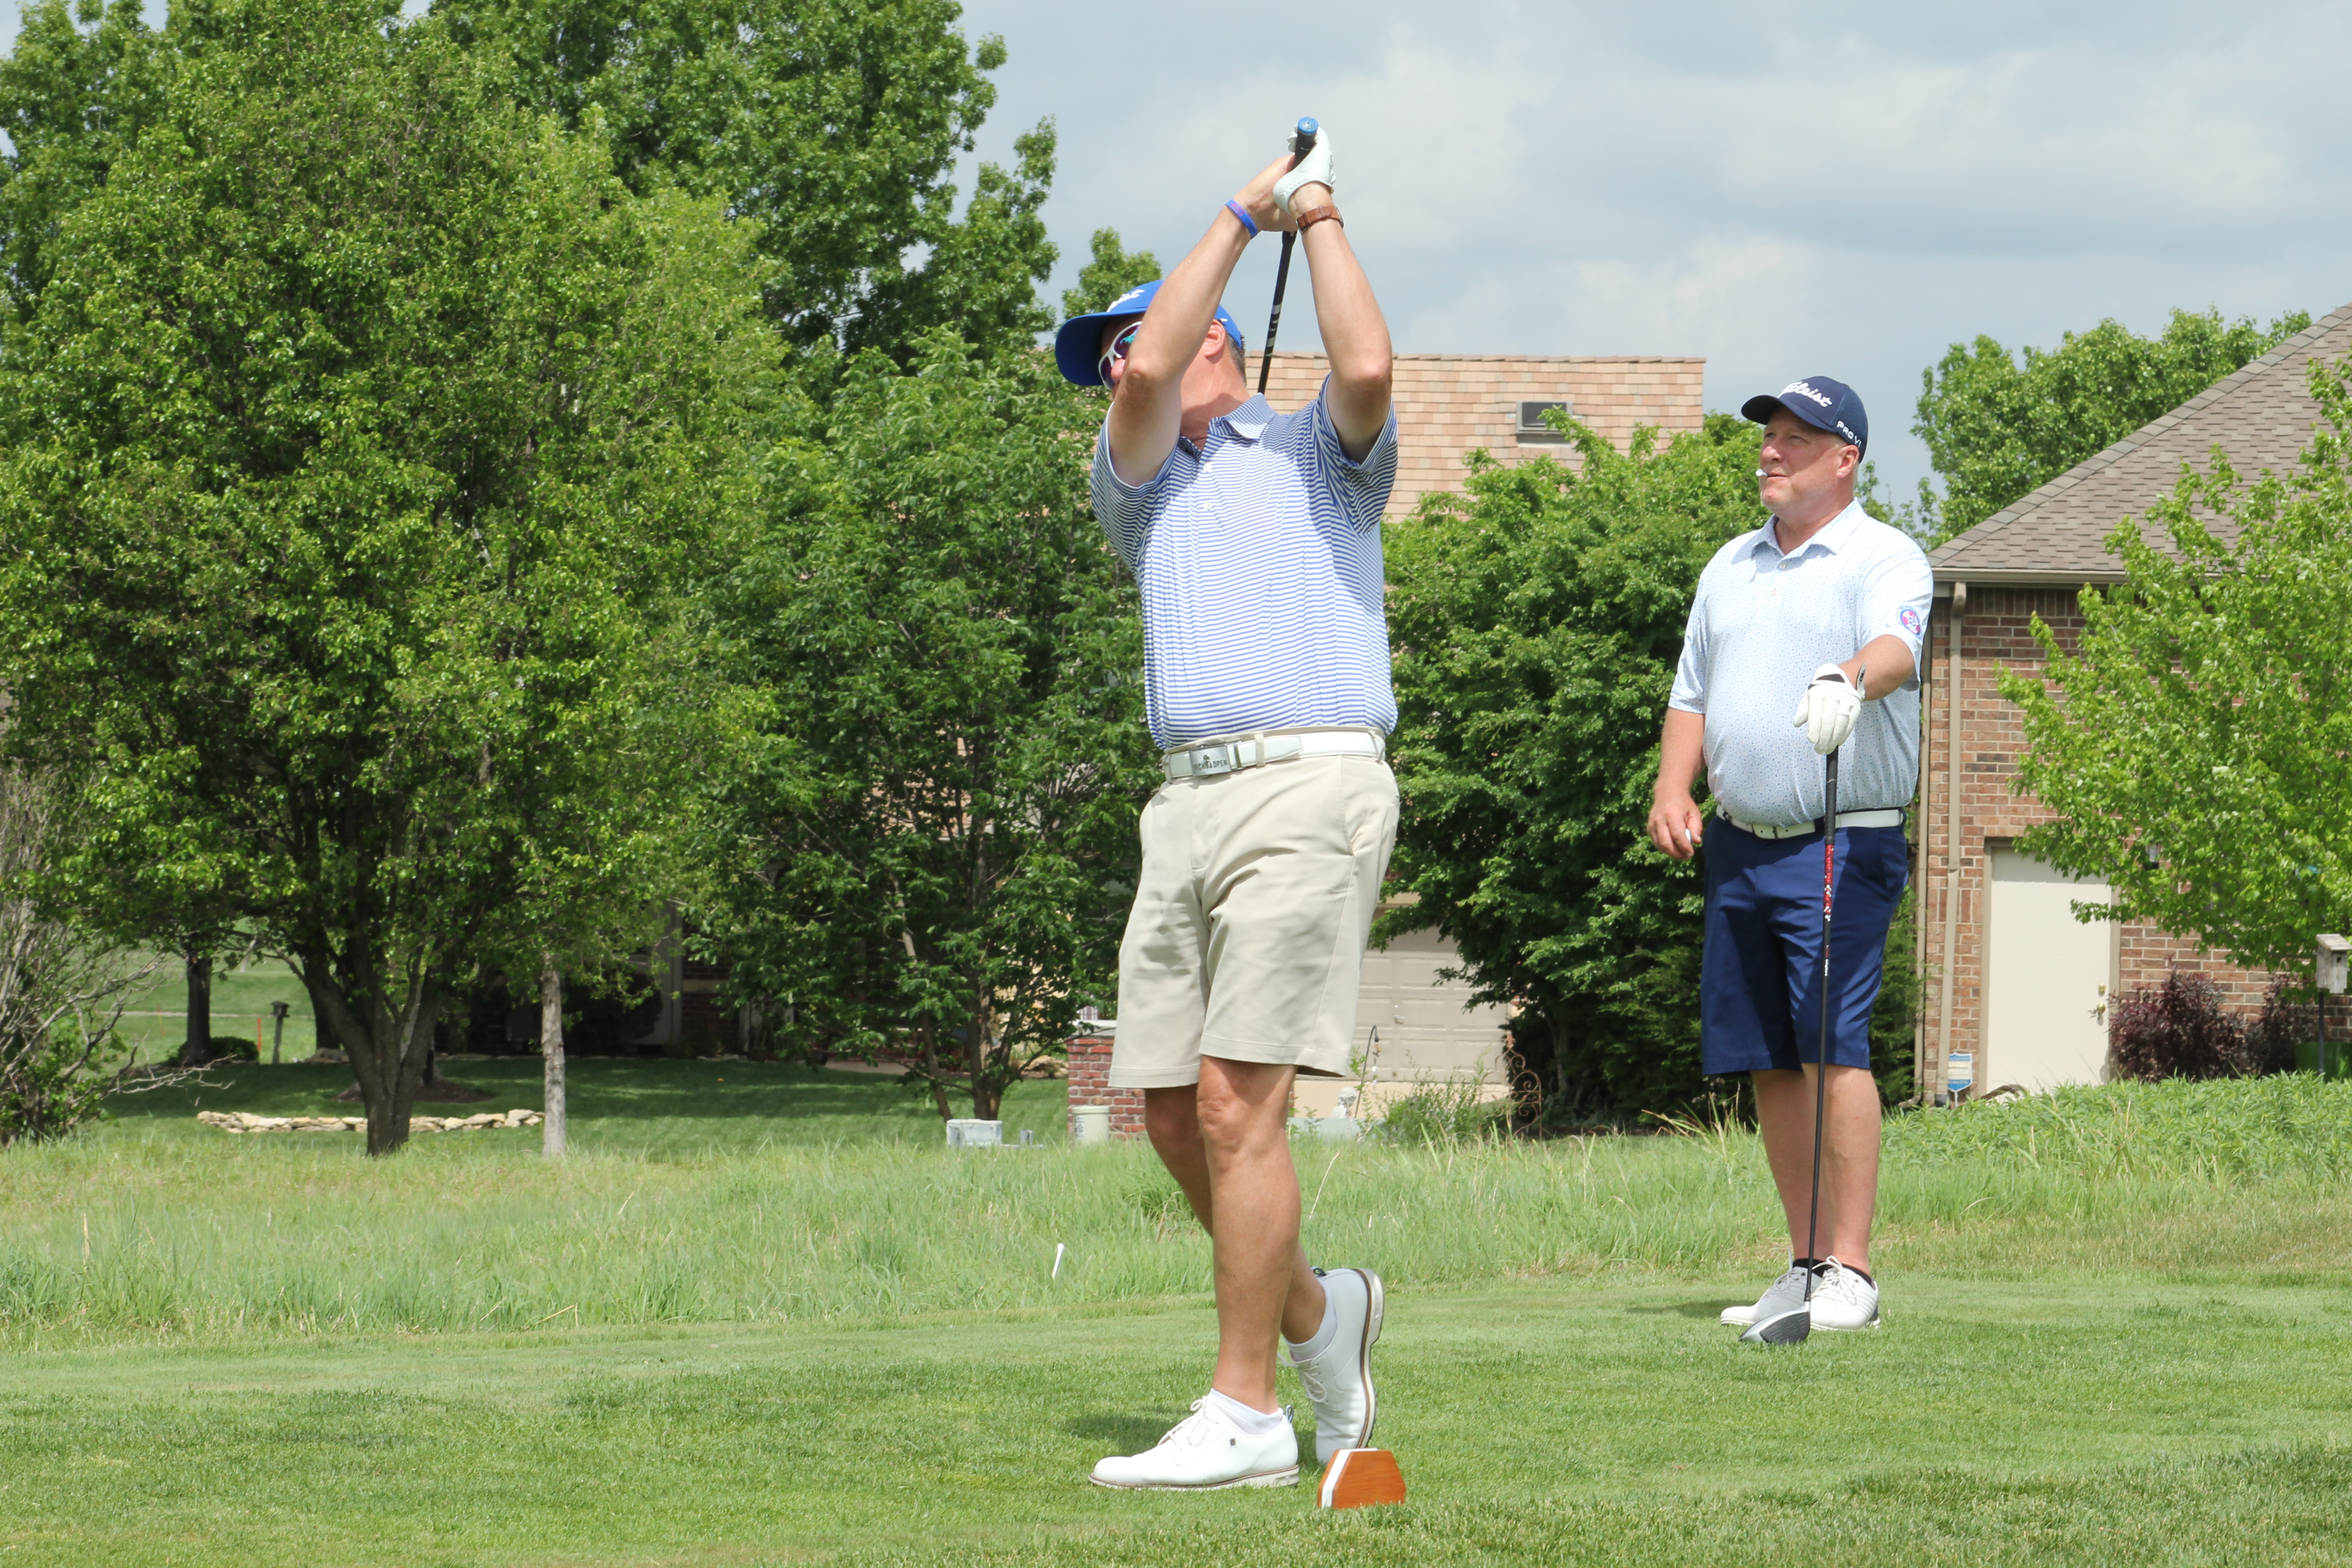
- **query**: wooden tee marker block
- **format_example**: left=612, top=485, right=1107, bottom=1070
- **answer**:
left=1317, top=1448, right=1406, bottom=1509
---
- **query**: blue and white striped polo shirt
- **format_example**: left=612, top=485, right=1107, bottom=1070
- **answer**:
left=1669, top=500, right=1933, bottom=825
left=1092, top=385, right=1401, bottom=751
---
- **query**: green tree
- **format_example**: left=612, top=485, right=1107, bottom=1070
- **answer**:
left=2002, top=358, right=2352, bottom=978
left=1380, top=416, right=1759, bottom=1120
left=1060, top=226, right=1158, bottom=321
left=1384, top=414, right=1920, bottom=1121
left=441, top=0, right=1057, bottom=357
left=0, top=0, right=773, bottom=1152
left=706, top=331, right=1156, bottom=1120
left=0, top=0, right=167, bottom=321
left=1913, top=307, right=2310, bottom=544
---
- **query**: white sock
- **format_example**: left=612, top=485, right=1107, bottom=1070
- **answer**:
left=1284, top=1279, right=1340, bottom=1362
left=1204, top=1387, right=1283, bottom=1434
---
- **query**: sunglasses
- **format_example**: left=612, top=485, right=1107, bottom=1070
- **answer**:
left=1097, top=323, right=1141, bottom=386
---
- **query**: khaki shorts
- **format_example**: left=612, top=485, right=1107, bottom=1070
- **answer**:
left=1111, top=752, right=1400, bottom=1088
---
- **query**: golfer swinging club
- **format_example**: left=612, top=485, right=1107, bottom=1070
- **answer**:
left=1646, top=378, right=1931, bottom=1334
left=1054, top=125, right=1398, bottom=1490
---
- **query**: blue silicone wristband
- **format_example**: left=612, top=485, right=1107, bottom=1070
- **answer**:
left=1223, top=199, right=1258, bottom=239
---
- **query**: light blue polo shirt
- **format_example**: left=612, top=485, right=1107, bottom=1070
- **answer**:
left=1092, top=385, right=1400, bottom=751
left=1669, top=500, right=1932, bottom=826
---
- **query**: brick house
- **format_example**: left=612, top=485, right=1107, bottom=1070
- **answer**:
left=1916, top=302, right=2352, bottom=1098
left=1259, top=352, right=1706, bottom=512
left=1075, top=352, right=1707, bottom=1127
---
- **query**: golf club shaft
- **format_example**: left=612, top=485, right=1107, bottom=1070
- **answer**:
left=1257, top=117, right=1318, bottom=395
left=1804, top=746, right=1838, bottom=1303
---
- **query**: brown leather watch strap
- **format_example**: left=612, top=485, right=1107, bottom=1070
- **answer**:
left=1294, top=205, right=1343, bottom=233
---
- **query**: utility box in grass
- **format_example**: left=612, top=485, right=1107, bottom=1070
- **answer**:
left=2293, top=1041, right=2351, bottom=1079
left=945, top=1119, right=1002, bottom=1148
left=2304, top=935, right=2350, bottom=1078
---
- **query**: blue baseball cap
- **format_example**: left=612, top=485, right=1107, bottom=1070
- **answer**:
left=1053, top=278, right=1247, bottom=388
left=1741, top=375, right=1868, bottom=455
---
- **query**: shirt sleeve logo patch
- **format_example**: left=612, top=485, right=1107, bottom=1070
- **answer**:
left=1900, top=607, right=1922, bottom=637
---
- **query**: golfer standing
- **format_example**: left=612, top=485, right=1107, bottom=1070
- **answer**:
left=1054, top=131, right=1396, bottom=1490
left=1646, top=378, right=1931, bottom=1333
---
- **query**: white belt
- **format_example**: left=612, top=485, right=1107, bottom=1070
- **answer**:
left=1162, top=728, right=1387, bottom=780
left=1721, top=806, right=1906, bottom=841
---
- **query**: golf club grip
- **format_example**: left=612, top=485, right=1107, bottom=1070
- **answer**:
left=1821, top=749, right=1838, bottom=962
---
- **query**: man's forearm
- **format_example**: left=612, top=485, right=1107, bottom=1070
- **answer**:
left=1127, top=214, right=1249, bottom=388
left=1294, top=186, right=1392, bottom=458
left=1105, top=211, right=1252, bottom=485
left=1655, top=707, right=1706, bottom=799
left=1840, top=635, right=1916, bottom=702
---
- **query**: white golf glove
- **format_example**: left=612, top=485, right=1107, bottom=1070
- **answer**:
left=1792, top=663, right=1862, bottom=755
left=1273, top=127, right=1334, bottom=217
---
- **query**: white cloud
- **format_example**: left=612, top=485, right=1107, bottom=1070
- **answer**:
left=964, top=0, right=2352, bottom=497
left=8, top=0, right=2338, bottom=498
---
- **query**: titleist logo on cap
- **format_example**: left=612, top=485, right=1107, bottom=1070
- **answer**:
left=1782, top=380, right=1835, bottom=408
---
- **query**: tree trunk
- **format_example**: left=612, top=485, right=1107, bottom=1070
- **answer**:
left=541, top=959, right=566, bottom=1158
left=178, top=951, right=212, bottom=1066
left=304, top=956, right=440, bottom=1155
left=917, top=1025, right=952, bottom=1121
left=967, top=997, right=999, bottom=1120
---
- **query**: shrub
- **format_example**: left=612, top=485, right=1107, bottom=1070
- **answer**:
left=2107, top=970, right=2258, bottom=1083
left=0, top=1020, right=120, bottom=1143
left=202, top=1034, right=259, bottom=1063
left=1377, top=1078, right=1508, bottom=1148
left=2246, top=977, right=2343, bottom=1075
left=0, top=765, right=180, bottom=1143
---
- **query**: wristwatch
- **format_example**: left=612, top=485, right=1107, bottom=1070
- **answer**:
left=1293, top=205, right=1343, bottom=233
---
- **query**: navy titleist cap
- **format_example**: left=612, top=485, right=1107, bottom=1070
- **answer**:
left=1741, top=376, right=1868, bottom=455
left=1054, top=278, right=1246, bottom=388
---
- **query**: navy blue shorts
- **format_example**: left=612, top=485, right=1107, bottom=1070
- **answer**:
left=1700, top=820, right=1908, bottom=1076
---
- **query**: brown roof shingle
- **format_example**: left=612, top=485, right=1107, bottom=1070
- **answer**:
left=1259, top=352, right=1705, bottom=515
left=1930, top=301, right=2352, bottom=586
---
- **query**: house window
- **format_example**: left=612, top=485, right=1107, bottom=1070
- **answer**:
left=1516, top=400, right=1571, bottom=443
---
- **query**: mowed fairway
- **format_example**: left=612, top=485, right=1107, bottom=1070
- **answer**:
left=7, top=1064, right=2352, bottom=1565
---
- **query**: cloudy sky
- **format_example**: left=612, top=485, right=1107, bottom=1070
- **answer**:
left=6, top=3, right=2343, bottom=501
left=960, top=0, right=2352, bottom=504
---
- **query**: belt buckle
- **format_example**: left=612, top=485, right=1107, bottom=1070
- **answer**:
left=1186, top=743, right=1235, bottom=777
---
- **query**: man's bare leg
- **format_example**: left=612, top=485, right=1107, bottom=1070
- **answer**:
left=1752, top=1065, right=1880, bottom=1272
left=1142, top=1060, right=1327, bottom=1411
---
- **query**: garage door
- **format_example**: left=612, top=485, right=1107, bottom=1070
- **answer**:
left=1986, top=848, right=2113, bottom=1092
left=1356, top=928, right=1511, bottom=1083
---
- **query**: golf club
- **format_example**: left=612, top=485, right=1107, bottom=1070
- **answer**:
left=1744, top=667, right=1862, bottom=1346
left=1256, top=116, right=1318, bottom=395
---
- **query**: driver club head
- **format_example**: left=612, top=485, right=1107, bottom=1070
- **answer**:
left=1740, top=1304, right=1813, bottom=1346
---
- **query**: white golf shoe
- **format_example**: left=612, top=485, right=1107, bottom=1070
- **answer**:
left=1719, top=1263, right=1813, bottom=1328
left=1808, top=1258, right=1881, bottom=1330
left=1288, top=1267, right=1384, bottom=1464
left=1088, top=1397, right=1299, bottom=1490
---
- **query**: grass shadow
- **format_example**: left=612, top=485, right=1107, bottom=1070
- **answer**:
left=1623, top=1301, right=1736, bottom=1319
left=1063, top=1414, right=1179, bottom=1454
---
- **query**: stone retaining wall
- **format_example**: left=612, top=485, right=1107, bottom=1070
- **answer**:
left=198, top=1109, right=542, bottom=1134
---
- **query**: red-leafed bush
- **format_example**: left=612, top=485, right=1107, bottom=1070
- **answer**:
left=2107, top=970, right=2258, bottom=1083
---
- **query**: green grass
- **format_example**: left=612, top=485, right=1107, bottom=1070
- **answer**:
left=111, top=953, right=316, bottom=1058
left=7, top=1068, right=2352, bottom=1563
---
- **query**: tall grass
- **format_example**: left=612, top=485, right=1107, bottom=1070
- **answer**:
left=1884, top=1076, right=2352, bottom=1183
left=5, top=1077, right=2350, bottom=1341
